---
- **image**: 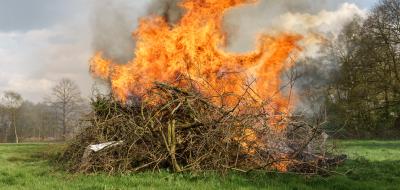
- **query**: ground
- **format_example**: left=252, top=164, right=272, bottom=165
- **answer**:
left=0, top=141, right=399, bottom=190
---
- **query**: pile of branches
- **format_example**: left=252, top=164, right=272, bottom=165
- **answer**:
left=60, top=82, right=345, bottom=174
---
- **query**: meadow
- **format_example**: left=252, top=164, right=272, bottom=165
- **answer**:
left=0, top=141, right=399, bottom=190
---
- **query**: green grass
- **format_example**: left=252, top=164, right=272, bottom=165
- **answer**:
left=339, top=140, right=400, bottom=161
left=0, top=141, right=399, bottom=190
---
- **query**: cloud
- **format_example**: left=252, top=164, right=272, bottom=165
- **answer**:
left=0, top=0, right=153, bottom=102
left=0, top=0, right=82, bottom=32
left=0, top=72, right=53, bottom=101
left=0, top=23, right=93, bottom=102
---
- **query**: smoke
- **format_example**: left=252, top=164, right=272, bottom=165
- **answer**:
left=147, top=0, right=183, bottom=25
left=223, top=0, right=366, bottom=53
left=91, top=1, right=143, bottom=64
left=91, top=0, right=184, bottom=63
left=91, top=0, right=365, bottom=61
left=90, top=0, right=366, bottom=114
left=220, top=0, right=367, bottom=114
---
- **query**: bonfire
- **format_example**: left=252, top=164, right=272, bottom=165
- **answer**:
left=61, top=0, right=346, bottom=174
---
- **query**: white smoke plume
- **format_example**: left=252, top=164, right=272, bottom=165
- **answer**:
left=220, top=0, right=367, bottom=114
left=223, top=1, right=367, bottom=54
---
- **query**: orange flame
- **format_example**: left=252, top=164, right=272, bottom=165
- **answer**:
left=91, top=0, right=301, bottom=101
left=90, top=0, right=302, bottom=156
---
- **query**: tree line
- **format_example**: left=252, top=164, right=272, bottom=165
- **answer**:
left=0, top=78, right=87, bottom=143
left=1, top=0, right=398, bottom=142
left=306, top=0, right=400, bottom=138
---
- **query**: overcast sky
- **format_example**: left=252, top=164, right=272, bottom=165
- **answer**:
left=0, top=0, right=378, bottom=102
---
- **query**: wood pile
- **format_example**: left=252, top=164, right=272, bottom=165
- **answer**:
left=60, top=82, right=345, bottom=174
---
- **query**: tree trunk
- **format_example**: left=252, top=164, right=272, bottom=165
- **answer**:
left=4, top=122, right=10, bottom=143
left=62, top=103, right=66, bottom=141
left=13, top=112, right=19, bottom=144
left=38, top=124, right=42, bottom=140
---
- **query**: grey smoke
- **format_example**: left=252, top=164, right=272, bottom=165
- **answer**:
left=91, top=0, right=364, bottom=62
left=147, top=0, right=183, bottom=25
left=91, top=1, right=141, bottom=64
left=91, top=0, right=184, bottom=63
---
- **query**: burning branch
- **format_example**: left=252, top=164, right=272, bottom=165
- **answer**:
left=60, top=0, right=346, bottom=175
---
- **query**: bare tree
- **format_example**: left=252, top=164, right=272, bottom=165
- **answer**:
left=50, top=78, right=83, bottom=140
left=2, top=91, right=23, bottom=143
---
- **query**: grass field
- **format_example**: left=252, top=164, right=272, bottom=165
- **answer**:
left=0, top=141, right=399, bottom=190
